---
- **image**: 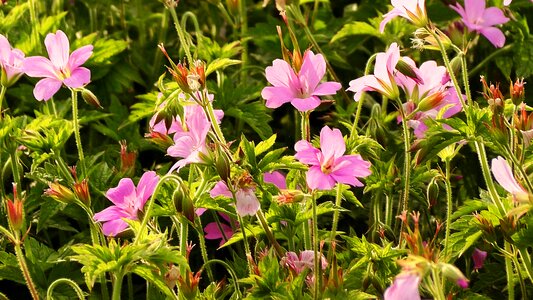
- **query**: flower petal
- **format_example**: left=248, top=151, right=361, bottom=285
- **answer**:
left=63, top=67, right=91, bottom=88
left=45, top=30, right=70, bottom=69
left=23, top=56, right=58, bottom=78
left=210, top=181, right=232, bottom=198
left=294, top=140, right=320, bottom=165
left=319, top=126, right=346, bottom=162
left=479, top=27, right=506, bottom=48
left=106, top=178, right=136, bottom=207
left=68, top=45, right=93, bottom=70
left=299, top=51, right=326, bottom=92
left=101, top=219, right=130, bottom=237
left=491, top=156, right=526, bottom=195
left=262, top=86, right=295, bottom=108
left=312, top=81, right=342, bottom=96
left=265, top=59, right=299, bottom=88
left=263, top=171, right=287, bottom=189
left=306, top=166, right=335, bottom=190
left=33, top=78, right=62, bottom=101
left=93, top=206, right=129, bottom=222
left=136, top=171, right=160, bottom=209
left=291, top=96, right=321, bottom=112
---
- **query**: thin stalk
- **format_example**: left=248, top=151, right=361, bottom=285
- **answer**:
left=71, top=90, right=86, bottom=176
left=460, top=52, right=473, bottom=106
left=202, top=260, right=242, bottom=298
left=237, top=214, right=253, bottom=275
left=505, top=241, right=515, bottom=300
left=127, top=274, right=133, bottom=300
left=311, top=192, right=320, bottom=300
left=15, top=241, right=40, bottom=300
left=301, top=111, right=310, bottom=142
left=239, top=0, right=248, bottom=81
left=168, top=6, right=193, bottom=65
left=256, top=210, right=284, bottom=257
left=397, top=99, right=411, bottom=223
left=111, top=271, right=124, bottom=300
left=194, top=217, right=214, bottom=282
left=444, top=159, right=452, bottom=260
left=302, top=214, right=312, bottom=250
left=505, top=145, right=533, bottom=192
left=204, top=98, right=227, bottom=145
left=430, top=268, right=446, bottom=300
left=349, top=53, right=378, bottom=137
left=179, top=217, right=188, bottom=276
left=28, top=0, right=40, bottom=52
left=475, top=141, right=506, bottom=215
left=519, top=248, right=533, bottom=283
left=327, top=184, right=343, bottom=261
left=311, top=0, right=320, bottom=26
left=47, top=278, right=85, bottom=300
left=0, top=85, right=6, bottom=118
left=10, top=149, right=21, bottom=189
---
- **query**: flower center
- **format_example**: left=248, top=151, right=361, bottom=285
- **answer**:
left=321, top=157, right=334, bottom=174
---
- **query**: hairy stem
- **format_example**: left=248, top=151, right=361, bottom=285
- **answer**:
left=505, top=241, right=515, bottom=300
left=311, top=193, right=320, bottom=300
left=444, top=159, right=452, bottom=260
left=47, top=278, right=85, bottom=300
left=111, top=271, right=124, bottom=300
left=256, top=210, right=284, bottom=257
left=169, top=6, right=193, bottom=64
left=15, top=242, right=40, bottom=300
left=71, top=89, right=86, bottom=176
left=0, top=85, right=6, bottom=119
left=327, top=184, right=343, bottom=261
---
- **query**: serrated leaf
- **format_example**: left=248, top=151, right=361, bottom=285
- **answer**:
left=205, top=58, right=241, bottom=76
left=255, top=134, right=276, bottom=156
left=330, top=22, right=381, bottom=44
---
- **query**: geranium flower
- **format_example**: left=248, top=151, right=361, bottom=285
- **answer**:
left=261, top=50, right=341, bottom=112
left=347, top=43, right=401, bottom=102
left=0, top=34, right=25, bottom=87
left=384, top=274, right=421, bottom=300
left=23, top=30, right=93, bottom=101
left=282, top=250, right=328, bottom=274
left=380, top=0, right=428, bottom=32
left=472, top=248, right=488, bottom=270
left=294, top=126, right=372, bottom=190
left=93, top=171, right=160, bottom=236
left=210, top=180, right=260, bottom=216
left=450, top=0, right=509, bottom=48
left=203, top=213, right=235, bottom=247
left=491, top=156, right=529, bottom=202
left=263, top=171, right=287, bottom=189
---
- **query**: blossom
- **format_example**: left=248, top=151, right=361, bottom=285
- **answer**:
left=282, top=250, right=328, bottom=274
left=347, top=43, right=401, bottom=102
left=210, top=180, right=260, bottom=216
left=0, top=34, right=25, bottom=87
left=295, top=126, right=372, bottom=190
left=472, top=248, right=488, bottom=270
left=261, top=50, right=341, bottom=112
left=23, top=30, right=93, bottom=101
left=491, top=156, right=529, bottom=202
left=450, top=0, right=509, bottom=48
left=380, top=0, right=428, bottom=32
left=263, top=171, right=287, bottom=189
left=93, top=171, right=159, bottom=236
left=384, top=274, right=421, bottom=300
left=204, top=213, right=235, bottom=247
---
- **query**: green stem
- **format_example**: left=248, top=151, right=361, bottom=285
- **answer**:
left=71, top=90, right=86, bottom=177
left=15, top=242, right=40, bottom=300
left=475, top=140, right=505, bottom=215
left=505, top=241, right=515, bottom=300
left=204, top=97, right=227, bottom=145
left=10, top=148, right=21, bottom=189
left=237, top=214, right=253, bottom=275
left=397, top=99, right=411, bottom=223
left=311, top=192, right=320, bottom=300
left=46, top=278, right=84, bottom=300
left=444, top=159, right=452, bottom=260
left=201, top=260, right=241, bottom=298
left=111, top=271, right=124, bottom=300
left=179, top=217, right=188, bottom=276
left=505, top=145, right=533, bottom=193
left=327, top=184, right=343, bottom=261
left=0, top=85, right=6, bottom=118
left=460, top=54, right=473, bottom=106
left=168, top=6, right=193, bottom=65
left=519, top=248, right=533, bottom=283
left=195, top=217, right=214, bottom=282
left=300, top=111, right=310, bottom=142
left=28, top=0, right=40, bottom=52
left=127, top=274, right=133, bottom=300
left=256, top=210, right=284, bottom=257
left=239, top=0, right=248, bottom=81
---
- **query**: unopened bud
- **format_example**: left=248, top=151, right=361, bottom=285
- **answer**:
left=439, top=263, right=468, bottom=289
left=81, top=88, right=103, bottom=109
left=449, top=55, right=463, bottom=78
left=510, top=78, right=525, bottom=106
left=396, top=59, right=423, bottom=84
left=119, top=140, right=137, bottom=177
left=417, top=91, right=446, bottom=112
left=426, top=177, right=440, bottom=208
left=174, top=184, right=195, bottom=222
left=274, top=189, right=305, bottom=204
left=215, top=146, right=231, bottom=183
left=225, top=0, right=239, bottom=14
left=44, top=181, right=76, bottom=204
left=73, top=178, right=91, bottom=205
left=6, top=184, right=23, bottom=232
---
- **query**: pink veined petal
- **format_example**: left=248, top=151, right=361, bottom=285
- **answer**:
left=135, top=171, right=160, bottom=208
left=0, top=35, right=11, bottom=62
left=312, top=81, right=342, bottom=96
left=23, top=56, right=58, bottom=79
left=63, top=67, right=91, bottom=88
left=265, top=59, right=299, bottom=88
left=333, top=155, right=372, bottom=178
left=306, top=166, right=336, bottom=191
left=263, top=171, right=287, bottom=189
left=291, top=96, right=321, bottom=112
left=210, top=181, right=232, bottom=198
left=299, top=51, right=326, bottom=91
left=491, top=156, right=526, bottom=195
left=195, top=208, right=207, bottom=216
left=481, top=7, right=509, bottom=26
left=167, top=135, right=195, bottom=158
left=319, top=126, right=346, bottom=162
left=347, top=76, right=374, bottom=102
left=101, top=219, right=130, bottom=237
left=235, top=188, right=260, bottom=216
left=262, top=86, right=295, bottom=108
left=479, top=27, right=506, bottom=48
left=93, top=206, right=130, bottom=222
left=44, top=30, right=70, bottom=69
left=449, top=3, right=467, bottom=21
left=385, top=43, right=401, bottom=78
left=204, top=222, right=234, bottom=243
left=504, top=0, right=512, bottom=5
left=186, top=111, right=210, bottom=146
left=294, top=140, right=321, bottom=165
left=380, top=8, right=403, bottom=33
left=33, top=78, right=62, bottom=101
left=384, top=274, right=421, bottom=300
left=106, top=178, right=136, bottom=207
left=464, top=0, right=485, bottom=22
left=167, top=159, right=189, bottom=173
left=68, top=45, right=93, bottom=70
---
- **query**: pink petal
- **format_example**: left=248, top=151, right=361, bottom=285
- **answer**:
left=263, top=171, right=287, bottom=189
left=265, top=59, right=299, bottom=89
left=481, top=7, right=509, bottom=26
left=347, top=76, right=374, bottom=102
left=262, top=86, right=295, bottom=108
left=33, top=78, right=62, bottom=101
left=235, top=188, right=260, bottom=216
left=380, top=8, right=403, bottom=32
left=167, top=135, right=195, bottom=158
left=210, top=181, right=232, bottom=198
left=44, top=30, right=70, bottom=69
left=136, top=171, right=160, bottom=208
left=63, top=67, right=91, bottom=88
left=306, top=166, right=336, bottom=190
left=0, top=35, right=11, bottom=62
left=204, top=222, right=233, bottom=244
left=93, top=206, right=130, bottom=222
left=68, top=45, right=93, bottom=70
left=491, top=156, right=526, bottom=195
left=106, top=178, right=136, bottom=207
left=312, top=81, right=342, bottom=96
left=479, top=27, right=506, bottom=48
left=101, top=219, right=130, bottom=237
left=299, top=51, right=326, bottom=92
left=319, top=126, right=346, bottom=162
left=464, top=0, right=485, bottom=22
left=23, top=56, right=58, bottom=78
left=291, top=96, right=321, bottom=112
left=384, top=274, right=421, bottom=300
left=294, top=140, right=321, bottom=165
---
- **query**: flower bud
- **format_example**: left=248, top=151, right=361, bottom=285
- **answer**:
left=1, top=67, right=22, bottom=88
left=439, top=263, right=468, bottom=289
left=274, top=189, right=305, bottom=204
left=81, top=88, right=103, bottom=109
left=7, top=184, right=23, bottom=232
left=472, top=248, right=488, bottom=270
left=44, top=181, right=76, bottom=204
left=145, top=131, right=174, bottom=149
left=426, top=177, right=440, bottom=208
left=225, top=0, right=239, bottom=14
left=510, top=78, right=525, bottom=106
left=73, top=178, right=91, bottom=205
left=417, top=91, right=446, bottom=112
left=396, top=59, right=423, bottom=84
left=173, top=184, right=195, bottom=222
left=214, top=146, right=231, bottom=183
left=120, top=140, right=137, bottom=177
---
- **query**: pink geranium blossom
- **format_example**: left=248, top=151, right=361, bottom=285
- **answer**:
left=23, top=30, right=93, bottom=101
left=261, top=50, right=341, bottom=112
left=204, top=213, right=235, bottom=247
left=347, top=43, right=402, bottom=102
left=450, top=0, right=509, bottom=48
left=282, top=250, right=328, bottom=274
left=295, top=126, right=372, bottom=190
left=380, top=0, right=428, bottom=32
left=210, top=180, right=260, bottom=216
left=384, top=274, right=421, bottom=300
left=93, top=171, right=160, bottom=236
left=263, top=171, right=287, bottom=189
left=0, top=35, right=25, bottom=87
left=491, top=156, right=529, bottom=202
left=472, top=248, right=488, bottom=270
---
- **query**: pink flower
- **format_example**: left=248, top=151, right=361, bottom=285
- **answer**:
left=491, top=156, right=529, bottom=201
left=504, top=0, right=512, bottom=5
left=93, top=171, right=160, bottom=236
left=294, top=126, right=372, bottom=190
left=450, top=0, right=509, bottom=48
left=210, top=181, right=260, bottom=216
left=380, top=0, right=428, bottom=32
left=0, top=35, right=25, bottom=87
left=472, top=248, right=488, bottom=270
left=263, top=171, right=287, bottom=189
left=23, top=30, right=93, bottom=101
left=347, top=43, right=401, bottom=102
left=384, top=274, right=421, bottom=300
left=204, top=213, right=235, bottom=247
left=261, top=50, right=341, bottom=112
left=282, top=250, right=328, bottom=274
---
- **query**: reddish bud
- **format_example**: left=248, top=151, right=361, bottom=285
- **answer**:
left=44, top=181, right=76, bottom=204
left=510, top=78, right=525, bottom=105
left=73, top=178, right=91, bottom=205
left=119, top=140, right=137, bottom=177
left=7, top=184, right=23, bottom=232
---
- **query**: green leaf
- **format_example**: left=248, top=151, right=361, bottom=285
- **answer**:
left=330, top=22, right=381, bottom=44
left=132, top=265, right=176, bottom=298
left=255, top=134, right=277, bottom=156
left=205, top=58, right=241, bottom=76
left=515, top=36, right=533, bottom=78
